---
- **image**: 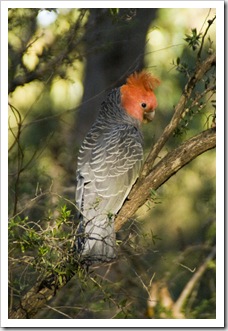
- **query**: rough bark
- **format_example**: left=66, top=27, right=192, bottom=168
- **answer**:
left=9, top=283, right=55, bottom=319
left=73, top=9, right=157, bottom=145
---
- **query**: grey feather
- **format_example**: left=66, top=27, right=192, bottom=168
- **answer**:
left=75, top=88, right=143, bottom=264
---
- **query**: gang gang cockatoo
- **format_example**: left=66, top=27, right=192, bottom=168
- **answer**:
left=75, top=71, right=160, bottom=264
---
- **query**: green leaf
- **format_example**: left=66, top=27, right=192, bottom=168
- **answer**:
left=110, top=9, right=119, bottom=16
left=184, top=28, right=202, bottom=51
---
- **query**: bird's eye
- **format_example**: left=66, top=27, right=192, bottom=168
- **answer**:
left=141, top=103, right=147, bottom=109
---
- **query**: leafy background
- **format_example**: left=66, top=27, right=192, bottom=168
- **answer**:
left=8, top=8, right=216, bottom=319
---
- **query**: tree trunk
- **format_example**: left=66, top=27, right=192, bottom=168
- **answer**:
left=73, top=9, right=157, bottom=145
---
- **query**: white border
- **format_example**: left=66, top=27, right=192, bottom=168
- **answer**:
left=1, top=1, right=224, bottom=328
left=0, top=0, right=225, bottom=9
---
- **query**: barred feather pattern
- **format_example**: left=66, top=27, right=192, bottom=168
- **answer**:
left=75, top=88, right=144, bottom=264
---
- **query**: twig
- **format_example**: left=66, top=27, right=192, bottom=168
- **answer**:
left=172, top=245, right=216, bottom=318
left=11, top=189, right=78, bottom=220
left=44, top=304, right=73, bottom=319
left=197, top=15, right=216, bottom=61
left=8, top=10, right=88, bottom=94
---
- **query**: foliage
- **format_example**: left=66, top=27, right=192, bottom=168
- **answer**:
left=9, top=203, right=77, bottom=307
left=8, top=8, right=216, bottom=319
left=184, top=28, right=202, bottom=51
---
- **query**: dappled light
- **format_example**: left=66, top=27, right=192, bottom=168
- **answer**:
left=7, top=7, right=217, bottom=321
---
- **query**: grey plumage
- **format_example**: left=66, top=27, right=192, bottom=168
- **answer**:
left=75, top=88, right=144, bottom=264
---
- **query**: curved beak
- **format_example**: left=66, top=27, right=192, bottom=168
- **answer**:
left=143, top=110, right=156, bottom=122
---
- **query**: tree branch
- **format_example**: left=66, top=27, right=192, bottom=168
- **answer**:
left=141, top=53, right=215, bottom=178
left=8, top=10, right=88, bottom=94
left=9, top=279, right=68, bottom=319
left=115, top=127, right=215, bottom=231
left=9, top=127, right=215, bottom=319
left=9, top=60, right=216, bottom=318
left=172, top=245, right=216, bottom=318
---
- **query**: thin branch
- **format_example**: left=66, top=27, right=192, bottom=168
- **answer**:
left=8, top=126, right=216, bottom=320
left=186, top=84, right=215, bottom=113
left=8, top=104, right=23, bottom=152
left=172, top=245, right=216, bottom=318
left=44, top=304, right=73, bottom=319
left=197, top=15, right=216, bottom=61
left=140, top=53, right=216, bottom=178
left=8, top=27, right=216, bottom=318
left=11, top=189, right=78, bottom=220
left=8, top=10, right=88, bottom=94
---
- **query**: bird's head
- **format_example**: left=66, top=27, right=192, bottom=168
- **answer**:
left=120, top=71, right=160, bottom=123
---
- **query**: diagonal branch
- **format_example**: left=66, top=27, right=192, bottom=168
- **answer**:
left=8, top=50, right=216, bottom=320
left=9, top=127, right=215, bottom=319
left=9, top=278, right=70, bottom=319
left=172, top=245, right=216, bottom=318
left=141, top=53, right=216, bottom=178
left=115, top=127, right=215, bottom=231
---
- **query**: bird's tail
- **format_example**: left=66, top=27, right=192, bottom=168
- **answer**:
left=76, top=216, right=116, bottom=265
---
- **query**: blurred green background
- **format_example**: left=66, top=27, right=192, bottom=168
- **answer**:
left=8, top=8, right=216, bottom=319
